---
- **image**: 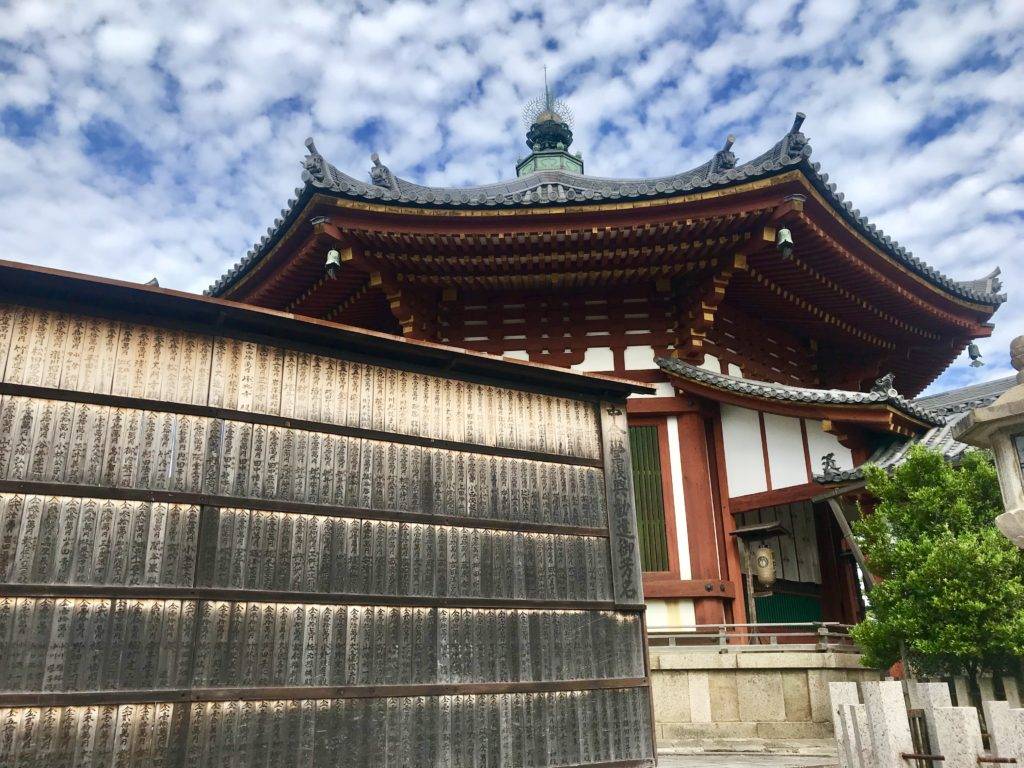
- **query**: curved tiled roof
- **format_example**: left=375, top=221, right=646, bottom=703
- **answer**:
left=207, top=114, right=1007, bottom=306
left=656, top=357, right=943, bottom=427
left=816, top=375, right=1015, bottom=483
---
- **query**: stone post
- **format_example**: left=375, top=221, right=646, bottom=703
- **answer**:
left=999, top=709, right=1024, bottom=764
left=829, top=682, right=860, bottom=768
left=1003, top=675, right=1021, bottom=707
left=931, top=707, right=983, bottom=768
left=978, top=674, right=996, bottom=703
left=911, top=681, right=952, bottom=757
left=953, top=676, right=971, bottom=707
left=861, top=680, right=914, bottom=768
left=982, top=700, right=1013, bottom=757
left=840, top=703, right=873, bottom=768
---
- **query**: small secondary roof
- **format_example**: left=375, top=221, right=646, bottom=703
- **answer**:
left=817, top=375, right=1016, bottom=483
left=655, top=356, right=942, bottom=427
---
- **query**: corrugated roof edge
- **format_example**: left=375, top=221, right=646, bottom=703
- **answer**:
left=655, top=356, right=943, bottom=427
left=0, top=259, right=653, bottom=399
left=207, top=116, right=1005, bottom=309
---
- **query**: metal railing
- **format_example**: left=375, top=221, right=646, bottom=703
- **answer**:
left=648, top=621, right=859, bottom=652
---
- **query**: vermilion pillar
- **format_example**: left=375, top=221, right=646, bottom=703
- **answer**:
left=676, top=403, right=745, bottom=625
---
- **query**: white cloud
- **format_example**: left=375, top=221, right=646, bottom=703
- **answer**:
left=0, top=0, right=1020, bottom=392
left=95, top=24, right=161, bottom=65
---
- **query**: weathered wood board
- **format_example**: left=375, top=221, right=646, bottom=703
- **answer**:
left=0, top=297, right=654, bottom=767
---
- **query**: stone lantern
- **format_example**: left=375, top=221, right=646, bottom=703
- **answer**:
left=954, top=335, right=1024, bottom=548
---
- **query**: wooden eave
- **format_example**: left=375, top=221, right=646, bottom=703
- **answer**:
left=223, top=171, right=999, bottom=318
left=216, top=170, right=999, bottom=395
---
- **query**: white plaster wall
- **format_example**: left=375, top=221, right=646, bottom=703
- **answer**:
left=700, top=353, right=721, bottom=373
left=666, top=416, right=692, bottom=579
left=623, top=344, right=658, bottom=370
left=644, top=598, right=697, bottom=631
left=570, top=346, right=614, bottom=372
left=727, top=363, right=743, bottom=377
left=629, top=381, right=676, bottom=399
left=762, top=413, right=810, bottom=489
left=804, top=419, right=854, bottom=473
left=646, top=599, right=669, bottom=629
left=720, top=404, right=768, bottom=497
left=503, top=350, right=529, bottom=361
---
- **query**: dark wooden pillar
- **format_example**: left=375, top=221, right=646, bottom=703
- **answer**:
left=814, top=502, right=863, bottom=625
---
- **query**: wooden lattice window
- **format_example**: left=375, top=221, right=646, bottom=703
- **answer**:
left=629, top=425, right=671, bottom=572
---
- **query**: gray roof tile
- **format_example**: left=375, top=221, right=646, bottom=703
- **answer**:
left=655, top=357, right=943, bottom=426
left=207, top=117, right=1007, bottom=307
left=816, top=375, right=1015, bottom=482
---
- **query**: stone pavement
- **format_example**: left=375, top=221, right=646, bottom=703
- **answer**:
left=658, top=755, right=837, bottom=768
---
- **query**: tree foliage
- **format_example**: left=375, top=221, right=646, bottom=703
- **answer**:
left=849, top=446, right=1024, bottom=678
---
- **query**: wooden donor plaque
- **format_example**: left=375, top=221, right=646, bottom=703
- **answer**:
left=0, top=263, right=656, bottom=767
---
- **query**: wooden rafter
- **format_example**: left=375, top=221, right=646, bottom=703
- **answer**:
left=774, top=247, right=940, bottom=340
left=746, top=266, right=896, bottom=351
left=323, top=280, right=372, bottom=322
left=362, top=233, right=749, bottom=275
left=373, top=272, right=439, bottom=340
left=394, top=258, right=716, bottom=291
left=793, top=212, right=980, bottom=331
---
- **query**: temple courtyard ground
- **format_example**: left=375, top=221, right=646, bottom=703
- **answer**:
left=659, top=755, right=835, bottom=768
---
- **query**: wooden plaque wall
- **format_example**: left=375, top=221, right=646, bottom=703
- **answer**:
left=0, top=301, right=654, bottom=767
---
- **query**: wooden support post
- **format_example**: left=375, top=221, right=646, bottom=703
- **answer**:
left=827, top=497, right=874, bottom=590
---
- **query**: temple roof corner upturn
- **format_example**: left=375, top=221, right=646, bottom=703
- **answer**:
left=816, top=374, right=1018, bottom=483
left=208, top=113, right=1007, bottom=312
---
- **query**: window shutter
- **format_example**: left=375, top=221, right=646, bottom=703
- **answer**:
left=628, top=425, right=670, bottom=572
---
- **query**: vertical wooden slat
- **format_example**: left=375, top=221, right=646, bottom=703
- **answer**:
left=0, top=303, right=655, bottom=767
left=627, top=426, right=669, bottom=572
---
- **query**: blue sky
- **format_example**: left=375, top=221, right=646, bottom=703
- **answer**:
left=0, top=0, right=1021, bottom=393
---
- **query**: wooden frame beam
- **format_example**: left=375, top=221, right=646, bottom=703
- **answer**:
left=672, top=253, right=747, bottom=361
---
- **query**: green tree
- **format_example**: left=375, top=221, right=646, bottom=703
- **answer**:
left=850, top=446, right=1024, bottom=684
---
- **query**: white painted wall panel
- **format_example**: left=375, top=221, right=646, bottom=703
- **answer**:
left=804, top=419, right=855, bottom=473
left=666, top=416, right=692, bottom=579
left=571, top=346, right=614, bottom=372
left=623, top=344, right=658, bottom=370
left=629, top=381, right=676, bottom=399
left=643, top=598, right=697, bottom=631
left=503, top=350, right=529, bottom=360
left=763, top=413, right=809, bottom=489
left=646, top=599, right=669, bottom=629
left=700, top=354, right=721, bottom=373
left=720, top=404, right=768, bottom=497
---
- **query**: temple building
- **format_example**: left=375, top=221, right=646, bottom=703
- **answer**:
left=208, top=96, right=1006, bottom=632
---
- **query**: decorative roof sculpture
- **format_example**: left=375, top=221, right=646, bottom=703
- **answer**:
left=517, top=68, right=582, bottom=176
left=208, top=112, right=1005, bottom=311
left=817, top=374, right=1017, bottom=483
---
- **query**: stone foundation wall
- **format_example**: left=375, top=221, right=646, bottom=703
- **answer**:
left=650, top=650, right=882, bottom=746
